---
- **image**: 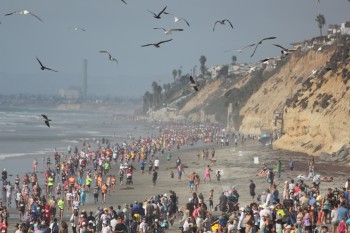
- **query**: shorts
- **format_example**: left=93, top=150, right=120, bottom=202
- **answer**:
left=189, top=181, right=195, bottom=188
left=289, top=167, right=294, bottom=170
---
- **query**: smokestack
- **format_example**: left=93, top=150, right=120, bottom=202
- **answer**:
left=82, top=59, right=87, bottom=99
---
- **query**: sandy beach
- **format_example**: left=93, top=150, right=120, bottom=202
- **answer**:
left=3, top=137, right=349, bottom=232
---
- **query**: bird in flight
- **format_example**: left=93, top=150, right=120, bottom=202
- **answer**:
left=189, top=76, right=199, bottom=92
left=141, top=39, right=173, bottom=48
left=99, top=51, right=118, bottom=63
left=5, top=10, right=43, bottom=22
left=148, top=6, right=167, bottom=19
left=164, top=12, right=190, bottom=27
left=232, top=43, right=256, bottom=53
left=72, top=27, right=86, bottom=32
left=153, top=28, right=183, bottom=35
left=213, top=19, right=233, bottom=31
left=273, top=44, right=297, bottom=55
left=121, top=0, right=127, bottom=4
left=41, top=114, right=52, bottom=128
left=250, top=36, right=277, bottom=57
left=36, top=57, right=58, bottom=72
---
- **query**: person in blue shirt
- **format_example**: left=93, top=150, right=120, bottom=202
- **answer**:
left=336, top=201, right=348, bottom=222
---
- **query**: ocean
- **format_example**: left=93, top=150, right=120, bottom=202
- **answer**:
left=0, top=106, right=153, bottom=176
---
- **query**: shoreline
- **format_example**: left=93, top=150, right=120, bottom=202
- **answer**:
left=3, top=137, right=349, bottom=232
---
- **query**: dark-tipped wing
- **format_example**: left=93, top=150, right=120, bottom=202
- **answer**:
left=157, top=39, right=173, bottom=45
left=141, top=43, right=155, bottom=47
left=213, top=21, right=220, bottom=31
left=224, top=19, right=233, bottom=28
left=189, top=76, right=196, bottom=84
left=45, top=67, right=58, bottom=72
left=121, top=0, right=127, bottom=4
left=5, top=11, right=17, bottom=16
left=148, top=10, right=157, bottom=17
left=29, top=12, right=43, bottom=22
left=250, top=43, right=260, bottom=57
left=273, top=44, right=287, bottom=51
left=36, top=57, right=44, bottom=68
left=44, top=120, right=50, bottom=127
left=41, top=114, right=49, bottom=120
left=181, top=18, right=190, bottom=27
left=193, top=86, right=199, bottom=92
left=259, top=36, right=277, bottom=43
left=153, top=27, right=166, bottom=32
left=158, top=6, right=167, bottom=16
left=241, top=43, right=256, bottom=50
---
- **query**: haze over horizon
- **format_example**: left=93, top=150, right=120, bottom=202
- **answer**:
left=1, top=0, right=349, bottom=98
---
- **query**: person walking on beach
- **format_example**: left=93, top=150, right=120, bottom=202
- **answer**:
left=152, top=169, right=158, bottom=187
left=276, top=160, right=281, bottom=178
left=249, top=180, right=256, bottom=201
left=33, top=158, right=38, bottom=173
left=203, top=165, right=212, bottom=182
left=154, top=157, right=160, bottom=171
left=177, top=163, right=184, bottom=181
left=216, top=170, right=221, bottom=183
left=148, top=159, right=153, bottom=174
left=57, top=196, right=65, bottom=220
left=188, top=172, right=195, bottom=193
left=289, top=158, right=295, bottom=176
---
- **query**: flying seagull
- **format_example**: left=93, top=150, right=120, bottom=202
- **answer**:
left=233, top=43, right=256, bottom=53
left=41, top=114, right=52, bottom=128
left=153, top=28, right=183, bottom=35
left=99, top=51, right=118, bottom=63
left=5, top=10, right=43, bottom=22
left=260, top=58, right=273, bottom=63
left=72, top=27, right=86, bottom=32
left=36, top=57, right=58, bottom=72
left=273, top=44, right=297, bottom=55
left=189, top=76, right=198, bottom=92
left=213, top=19, right=233, bottom=31
left=163, top=12, right=190, bottom=27
left=250, top=36, right=277, bottom=57
left=141, top=39, right=173, bottom=48
left=148, top=6, right=167, bottom=19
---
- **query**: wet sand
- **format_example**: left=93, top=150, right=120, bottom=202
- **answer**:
left=5, top=139, right=348, bottom=232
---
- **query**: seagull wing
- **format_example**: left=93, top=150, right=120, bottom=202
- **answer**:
left=148, top=10, right=157, bottom=17
left=41, top=114, right=49, bottom=120
left=224, top=19, right=234, bottom=29
left=5, top=11, right=17, bottom=16
left=158, top=6, right=167, bottom=17
left=189, top=76, right=196, bottom=84
left=181, top=18, right=190, bottom=27
left=36, top=57, right=44, bottom=68
left=213, top=21, right=220, bottom=31
left=157, top=39, right=173, bottom=45
left=44, top=120, right=50, bottom=127
left=250, top=44, right=260, bottom=57
left=45, top=67, right=58, bottom=72
left=260, top=36, right=277, bottom=43
left=273, top=44, right=287, bottom=51
left=111, top=58, right=118, bottom=63
left=241, top=43, right=256, bottom=51
left=168, top=29, right=183, bottom=33
left=29, top=12, right=43, bottom=22
left=141, top=44, right=155, bottom=47
left=153, top=28, right=166, bottom=32
left=193, top=86, right=199, bottom=92
left=121, top=0, right=127, bottom=5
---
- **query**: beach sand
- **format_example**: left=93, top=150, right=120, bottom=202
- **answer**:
left=4, top=139, right=349, bottom=232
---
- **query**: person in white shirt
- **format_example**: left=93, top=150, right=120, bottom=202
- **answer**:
left=101, top=221, right=110, bottom=233
left=138, top=218, right=148, bottom=233
left=154, top=157, right=160, bottom=170
left=237, top=207, right=246, bottom=233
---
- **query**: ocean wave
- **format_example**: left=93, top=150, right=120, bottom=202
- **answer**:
left=0, top=151, right=46, bottom=160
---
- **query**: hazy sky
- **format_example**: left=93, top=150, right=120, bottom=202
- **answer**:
left=0, top=0, right=349, bottom=97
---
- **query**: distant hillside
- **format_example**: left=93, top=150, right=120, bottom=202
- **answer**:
left=145, top=36, right=350, bottom=156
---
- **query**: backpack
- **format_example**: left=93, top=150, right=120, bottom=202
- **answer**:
left=52, top=222, right=59, bottom=233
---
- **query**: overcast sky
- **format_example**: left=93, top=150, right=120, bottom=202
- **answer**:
left=0, top=0, right=349, bottom=97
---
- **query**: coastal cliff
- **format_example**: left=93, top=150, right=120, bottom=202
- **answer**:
left=148, top=37, right=350, bottom=156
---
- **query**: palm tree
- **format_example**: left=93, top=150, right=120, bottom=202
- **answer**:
left=315, top=14, right=326, bottom=36
left=231, top=55, right=237, bottom=64
left=199, top=55, right=207, bottom=76
left=172, top=69, right=178, bottom=81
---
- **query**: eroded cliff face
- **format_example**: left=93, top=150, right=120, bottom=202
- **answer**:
left=239, top=42, right=350, bottom=156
